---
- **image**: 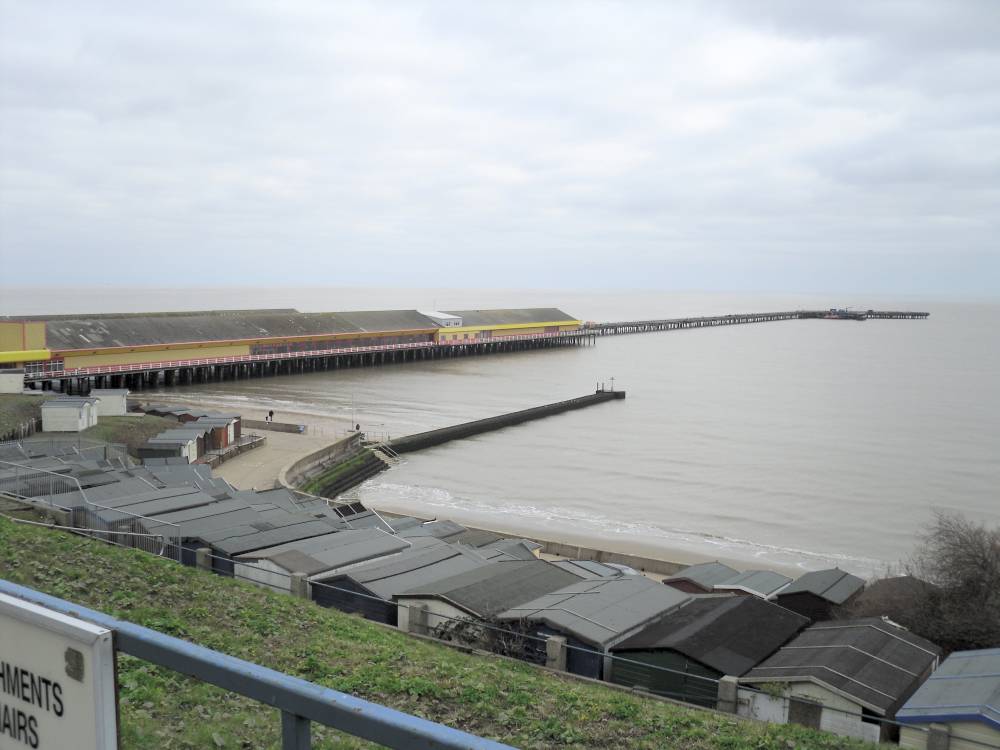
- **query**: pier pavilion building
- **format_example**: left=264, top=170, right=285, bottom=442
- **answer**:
left=0, top=308, right=585, bottom=392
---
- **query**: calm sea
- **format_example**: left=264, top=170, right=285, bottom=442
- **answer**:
left=5, top=287, right=998, bottom=576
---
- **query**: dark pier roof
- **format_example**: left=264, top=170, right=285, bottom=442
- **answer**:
left=35, top=309, right=441, bottom=350
left=444, top=308, right=578, bottom=326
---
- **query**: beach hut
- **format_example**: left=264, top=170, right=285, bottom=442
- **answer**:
left=897, top=648, right=1000, bottom=750
left=712, top=569, right=792, bottom=600
left=311, top=538, right=492, bottom=625
left=395, top=559, right=579, bottom=636
left=498, top=575, right=692, bottom=681
left=233, top=529, right=412, bottom=593
left=774, top=568, right=866, bottom=621
left=608, top=595, right=809, bottom=706
left=89, top=388, right=130, bottom=417
left=662, top=561, right=740, bottom=594
left=40, top=397, right=100, bottom=432
left=741, top=618, right=941, bottom=743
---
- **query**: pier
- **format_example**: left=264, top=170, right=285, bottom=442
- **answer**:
left=10, top=307, right=928, bottom=394
left=388, top=390, right=626, bottom=454
left=584, top=309, right=929, bottom=336
left=24, top=329, right=596, bottom=394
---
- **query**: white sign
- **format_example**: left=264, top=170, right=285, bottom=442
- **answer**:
left=0, top=593, right=118, bottom=750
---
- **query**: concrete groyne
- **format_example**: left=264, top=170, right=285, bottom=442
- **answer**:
left=387, top=390, right=626, bottom=454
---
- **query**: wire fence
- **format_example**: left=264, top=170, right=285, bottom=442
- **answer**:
left=3, top=513, right=996, bottom=748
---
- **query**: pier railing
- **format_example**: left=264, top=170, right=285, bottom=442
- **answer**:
left=583, top=309, right=928, bottom=335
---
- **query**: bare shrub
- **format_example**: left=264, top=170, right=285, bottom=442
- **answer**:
left=850, top=512, right=1000, bottom=654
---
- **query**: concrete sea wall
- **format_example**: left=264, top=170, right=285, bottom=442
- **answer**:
left=278, top=433, right=363, bottom=490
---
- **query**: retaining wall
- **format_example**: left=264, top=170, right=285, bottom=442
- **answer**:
left=277, top=433, right=363, bottom=491
left=536, top=539, right=685, bottom=576
left=242, top=419, right=306, bottom=434
left=305, top=452, right=387, bottom=500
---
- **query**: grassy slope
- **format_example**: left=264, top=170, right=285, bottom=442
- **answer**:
left=0, top=518, right=876, bottom=750
left=81, top=414, right=178, bottom=456
left=0, top=392, right=53, bottom=436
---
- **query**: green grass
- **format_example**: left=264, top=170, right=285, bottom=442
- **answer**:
left=81, top=415, right=178, bottom=457
left=0, top=517, right=878, bottom=749
left=300, top=452, right=373, bottom=495
left=0, top=392, right=53, bottom=437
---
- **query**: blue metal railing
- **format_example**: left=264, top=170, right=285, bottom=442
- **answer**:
left=0, top=579, right=514, bottom=750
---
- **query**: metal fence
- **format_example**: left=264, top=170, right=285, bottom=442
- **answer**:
left=0, top=579, right=513, bottom=750
left=0, top=459, right=86, bottom=510
left=0, top=415, right=39, bottom=442
left=12, top=435, right=130, bottom=464
left=0, top=459, right=180, bottom=559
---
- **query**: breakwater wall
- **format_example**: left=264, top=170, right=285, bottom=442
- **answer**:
left=388, top=390, right=626, bottom=455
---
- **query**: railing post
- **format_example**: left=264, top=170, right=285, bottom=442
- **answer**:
left=281, top=711, right=311, bottom=749
left=196, top=547, right=212, bottom=572
left=545, top=635, right=567, bottom=672
left=291, top=572, right=309, bottom=599
left=716, top=675, right=739, bottom=714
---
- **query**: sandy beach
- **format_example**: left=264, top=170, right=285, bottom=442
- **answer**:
left=135, top=392, right=797, bottom=575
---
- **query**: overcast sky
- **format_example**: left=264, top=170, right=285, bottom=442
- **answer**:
left=1, top=1, right=998, bottom=296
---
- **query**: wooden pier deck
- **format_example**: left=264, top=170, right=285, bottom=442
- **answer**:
left=585, top=309, right=928, bottom=335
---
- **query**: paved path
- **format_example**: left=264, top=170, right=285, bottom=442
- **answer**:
left=214, top=428, right=336, bottom=490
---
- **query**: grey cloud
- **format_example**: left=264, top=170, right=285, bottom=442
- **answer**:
left=0, top=1, right=998, bottom=295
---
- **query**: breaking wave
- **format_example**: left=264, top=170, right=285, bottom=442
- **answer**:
left=358, top=481, right=885, bottom=576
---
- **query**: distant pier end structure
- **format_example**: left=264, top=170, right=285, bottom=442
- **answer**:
left=0, top=308, right=590, bottom=392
